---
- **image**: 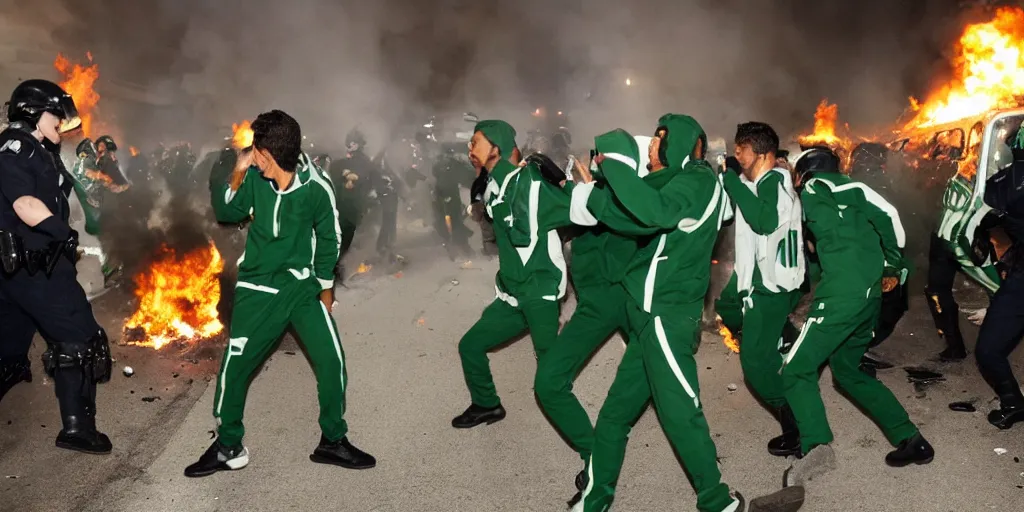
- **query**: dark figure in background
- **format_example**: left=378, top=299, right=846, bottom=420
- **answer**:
left=327, top=130, right=376, bottom=271
left=469, top=167, right=497, bottom=257
left=850, top=149, right=907, bottom=373
left=0, top=79, right=113, bottom=453
left=94, top=135, right=129, bottom=191
left=370, top=147, right=406, bottom=264
left=432, top=142, right=476, bottom=260
left=976, top=126, right=1024, bottom=430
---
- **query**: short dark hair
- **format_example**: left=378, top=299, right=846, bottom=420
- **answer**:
left=252, top=109, right=302, bottom=171
left=735, top=122, right=779, bottom=156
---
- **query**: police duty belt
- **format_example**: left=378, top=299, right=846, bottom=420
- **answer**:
left=0, top=230, right=79, bottom=277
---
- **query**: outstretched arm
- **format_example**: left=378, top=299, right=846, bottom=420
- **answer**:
left=721, top=170, right=783, bottom=235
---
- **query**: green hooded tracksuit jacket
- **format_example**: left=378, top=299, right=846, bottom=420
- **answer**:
left=716, top=168, right=805, bottom=410
left=458, top=120, right=572, bottom=410
left=783, top=172, right=918, bottom=453
left=534, top=135, right=651, bottom=464
left=568, top=117, right=738, bottom=512
left=210, top=153, right=349, bottom=448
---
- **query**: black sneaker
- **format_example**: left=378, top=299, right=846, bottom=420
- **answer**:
left=451, top=403, right=506, bottom=429
left=574, top=468, right=588, bottom=491
left=309, top=435, right=376, bottom=469
left=184, top=440, right=249, bottom=478
left=884, top=432, right=934, bottom=467
left=861, top=351, right=894, bottom=370
left=988, top=405, right=1024, bottom=430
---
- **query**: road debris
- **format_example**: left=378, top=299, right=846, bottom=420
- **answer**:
left=995, top=448, right=1008, bottom=456
left=949, top=401, right=977, bottom=412
left=122, top=366, right=134, bottom=377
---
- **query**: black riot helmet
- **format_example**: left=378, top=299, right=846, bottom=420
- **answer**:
left=96, top=135, right=118, bottom=152
left=345, top=129, right=367, bottom=151
left=7, top=79, right=81, bottom=133
left=76, top=138, right=97, bottom=160
left=794, top=145, right=841, bottom=189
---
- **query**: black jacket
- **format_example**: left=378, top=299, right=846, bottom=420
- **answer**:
left=0, top=128, right=74, bottom=250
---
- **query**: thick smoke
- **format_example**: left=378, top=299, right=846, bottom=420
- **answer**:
left=1, top=0, right=1004, bottom=283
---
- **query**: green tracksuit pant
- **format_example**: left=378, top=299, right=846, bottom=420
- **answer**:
left=714, top=272, right=744, bottom=335
left=213, top=275, right=348, bottom=448
left=781, top=297, right=918, bottom=454
left=458, top=297, right=560, bottom=408
left=715, top=272, right=801, bottom=409
left=535, top=283, right=629, bottom=462
left=577, top=301, right=733, bottom=512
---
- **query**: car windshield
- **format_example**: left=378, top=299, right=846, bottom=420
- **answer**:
left=985, top=114, right=1024, bottom=179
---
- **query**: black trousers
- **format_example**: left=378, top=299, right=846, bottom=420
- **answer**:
left=976, top=269, right=1024, bottom=404
left=376, top=194, right=398, bottom=254
left=0, top=262, right=104, bottom=420
left=925, top=233, right=966, bottom=350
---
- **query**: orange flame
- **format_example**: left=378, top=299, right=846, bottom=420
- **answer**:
left=129, top=146, right=139, bottom=157
left=798, top=99, right=853, bottom=150
left=356, top=262, right=372, bottom=274
left=717, top=320, right=740, bottom=353
left=123, top=243, right=225, bottom=350
left=231, top=120, right=254, bottom=149
left=904, top=7, right=1024, bottom=130
left=54, top=53, right=99, bottom=137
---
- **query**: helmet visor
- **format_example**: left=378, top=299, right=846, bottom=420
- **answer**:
left=55, top=94, right=81, bottom=134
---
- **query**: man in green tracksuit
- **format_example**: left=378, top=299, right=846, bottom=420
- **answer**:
left=185, top=110, right=375, bottom=478
left=568, top=116, right=801, bottom=512
left=718, top=122, right=805, bottom=458
left=452, top=120, right=573, bottom=428
left=533, top=135, right=649, bottom=494
left=782, top=146, right=934, bottom=487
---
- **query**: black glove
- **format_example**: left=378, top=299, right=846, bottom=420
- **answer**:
left=34, top=215, right=72, bottom=241
left=526, top=153, right=567, bottom=186
left=723, top=156, right=742, bottom=175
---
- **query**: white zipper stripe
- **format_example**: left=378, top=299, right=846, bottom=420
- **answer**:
left=653, top=316, right=699, bottom=408
left=782, top=316, right=824, bottom=368
left=216, top=337, right=249, bottom=417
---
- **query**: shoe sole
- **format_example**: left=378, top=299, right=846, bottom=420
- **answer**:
left=768, top=448, right=801, bottom=458
left=886, top=455, right=934, bottom=468
left=749, top=486, right=805, bottom=512
left=309, top=453, right=376, bottom=470
left=55, top=440, right=112, bottom=455
left=452, top=415, right=506, bottom=429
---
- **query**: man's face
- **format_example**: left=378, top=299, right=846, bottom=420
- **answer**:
left=346, top=142, right=360, bottom=153
left=734, top=143, right=760, bottom=178
left=252, top=147, right=275, bottom=175
left=468, top=131, right=498, bottom=169
left=37, top=112, right=62, bottom=144
left=648, top=129, right=667, bottom=172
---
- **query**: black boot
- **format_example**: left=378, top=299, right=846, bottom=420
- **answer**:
left=860, top=350, right=894, bottom=370
left=767, top=406, right=801, bottom=457
left=926, top=290, right=967, bottom=361
left=0, top=357, right=32, bottom=404
left=884, top=432, right=934, bottom=467
left=309, top=434, right=376, bottom=469
left=184, top=440, right=249, bottom=477
left=988, top=383, right=1024, bottom=430
left=452, top=403, right=506, bottom=428
left=52, top=363, right=111, bottom=454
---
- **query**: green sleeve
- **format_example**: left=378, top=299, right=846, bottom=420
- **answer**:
left=577, top=184, right=663, bottom=236
left=72, top=179, right=101, bottom=235
left=603, top=165, right=715, bottom=230
left=538, top=179, right=573, bottom=231
left=211, top=167, right=256, bottom=224
left=722, top=171, right=781, bottom=235
left=311, top=177, right=342, bottom=290
left=854, top=184, right=908, bottom=273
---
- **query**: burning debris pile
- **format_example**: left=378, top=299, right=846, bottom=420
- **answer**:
left=797, top=99, right=856, bottom=156
left=122, top=242, right=226, bottom=350
left=903, top=6, right=1024, bottom=131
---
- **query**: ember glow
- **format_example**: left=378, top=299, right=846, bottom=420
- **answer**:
left=232, top=120, right=254, bottom=149
left=903, top=7, right=1024, bottom=130
left=54, top=53, right=100, bottom=137
left=129, top=146, right=139, bottom=157
left=123, top=242, right=225, bottom=350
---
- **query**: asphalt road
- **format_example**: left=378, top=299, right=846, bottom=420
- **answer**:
left=2, top=230, right=1023, bottom=512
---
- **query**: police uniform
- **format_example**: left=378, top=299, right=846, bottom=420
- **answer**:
left=0, top=79, right=112, bottom=453
left=975, top=128, right=1024, bottom=429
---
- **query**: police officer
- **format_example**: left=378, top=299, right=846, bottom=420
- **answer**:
left=976, top=126, right=1024, bottom=429
left=0, top=79, right=113, bottom=453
